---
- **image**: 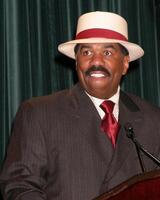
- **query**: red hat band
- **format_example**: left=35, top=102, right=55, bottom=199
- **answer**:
left=76, top=28, right=128, bottom=41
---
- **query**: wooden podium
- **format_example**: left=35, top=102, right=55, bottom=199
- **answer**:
left=94, top=170, right=160, bottom=200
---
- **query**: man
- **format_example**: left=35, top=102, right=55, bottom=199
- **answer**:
left=0, top=11, right=160, bottom=200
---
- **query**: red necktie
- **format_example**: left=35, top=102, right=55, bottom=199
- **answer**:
left=100, top=100, right=120, bottom=148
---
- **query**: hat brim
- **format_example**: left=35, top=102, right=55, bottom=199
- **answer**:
left=58, top=38, right=144, bottom=62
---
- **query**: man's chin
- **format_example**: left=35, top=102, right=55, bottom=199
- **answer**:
left=85, top=88, right=108, bottom=99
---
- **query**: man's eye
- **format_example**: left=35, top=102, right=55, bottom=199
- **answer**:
left=81, top=50, right=92, bottom=56
left=104, top=50, right=112, bottom=56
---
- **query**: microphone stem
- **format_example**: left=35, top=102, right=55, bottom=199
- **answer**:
left=133, top=138, right=160, bottom=167
left=135, top=143, right=146, bottom=172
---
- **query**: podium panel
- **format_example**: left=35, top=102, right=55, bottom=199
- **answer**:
left=94, top=170, right=160, bottom=200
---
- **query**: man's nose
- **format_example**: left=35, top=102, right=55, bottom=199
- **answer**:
left=90, top=53, right=105, bottom=66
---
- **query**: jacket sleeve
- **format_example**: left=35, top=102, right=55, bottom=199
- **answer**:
left=0, top=101, right=48, bottom=199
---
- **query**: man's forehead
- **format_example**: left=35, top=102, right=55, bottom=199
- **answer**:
left=78, top=43, right=119, bottom=48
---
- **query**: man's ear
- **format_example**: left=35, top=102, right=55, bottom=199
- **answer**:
left=122, top=55, right=130, bottom=75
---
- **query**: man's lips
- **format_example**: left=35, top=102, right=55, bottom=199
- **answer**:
left=85, top=65, right=111, bottom=78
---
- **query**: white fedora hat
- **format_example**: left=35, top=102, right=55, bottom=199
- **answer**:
left=58, top=11, right=144, bottom=62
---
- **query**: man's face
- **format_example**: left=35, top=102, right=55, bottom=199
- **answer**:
left=75, top=43, right=129, bottom=99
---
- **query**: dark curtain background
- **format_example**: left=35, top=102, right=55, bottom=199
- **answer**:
left=0, top=0, right=159, bottom=195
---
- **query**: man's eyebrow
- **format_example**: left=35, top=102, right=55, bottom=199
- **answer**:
left=103, top=45, right=116, bottom=49
left=79, top=45, right=91, bottom=49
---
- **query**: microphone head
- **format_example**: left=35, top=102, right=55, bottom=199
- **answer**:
left=124, top=123, right=135, bottom=139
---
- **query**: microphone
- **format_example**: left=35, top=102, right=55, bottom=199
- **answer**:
left=124, top=123, right=160, bottom=172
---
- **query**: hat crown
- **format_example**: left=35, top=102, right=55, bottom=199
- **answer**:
left=76, top=11, right=128, bottom=40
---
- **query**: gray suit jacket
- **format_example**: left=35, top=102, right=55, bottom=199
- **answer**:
left=0, top=83, right=160, bottom=200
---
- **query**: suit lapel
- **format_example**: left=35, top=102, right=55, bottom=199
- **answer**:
left=72, top=83, right=114, bottom=165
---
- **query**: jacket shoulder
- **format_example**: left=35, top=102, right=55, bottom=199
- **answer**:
left=121, top=91, right=160, bottom=114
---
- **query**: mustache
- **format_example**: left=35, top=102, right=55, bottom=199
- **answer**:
left=85, top=65, right=111, bottom=76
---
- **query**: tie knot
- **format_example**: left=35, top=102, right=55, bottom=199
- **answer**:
left=100, top=100, right=115, bottom=114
